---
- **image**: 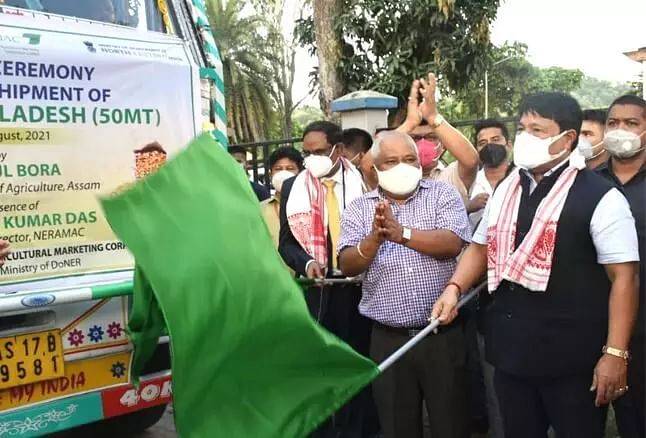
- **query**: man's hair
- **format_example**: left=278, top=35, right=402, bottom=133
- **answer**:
left=473, top=119, right=510, bottom=144
left=518, top=92, right=582, bottom=146
left=302, top=121, right=343, bottom=145
left=269, top=146, right=304, bottom=170
left=342, top=128, right=373, bottom=154
left=582, top=109, right=607, bottom=126
left=371, top=131, right=418, bottom=159
left=228, top=145, right=246, bottom=156
left=608, top=94, right=646, bottom=117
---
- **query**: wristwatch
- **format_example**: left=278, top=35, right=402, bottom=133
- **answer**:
left=602, top=345, right=631, bottom=361
left=430, top=114, right=445, bottom=129
left=401, top=227, right=412, bottom=243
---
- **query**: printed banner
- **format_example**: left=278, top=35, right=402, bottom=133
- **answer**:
left=0, top=22, right=199, bottom=285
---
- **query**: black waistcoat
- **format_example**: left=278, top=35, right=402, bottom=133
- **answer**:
left=484, top=166, right=615, bottom=377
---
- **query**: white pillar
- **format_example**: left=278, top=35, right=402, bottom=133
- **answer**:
left=331, top=90, right=399, bottom=135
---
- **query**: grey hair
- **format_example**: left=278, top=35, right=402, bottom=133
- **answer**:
left=371, top=131, right=419, bottom=160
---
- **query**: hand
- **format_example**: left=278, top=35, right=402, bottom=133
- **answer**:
left=306, top=261, right=325, bottom=279
left=399, top=79, right=423, bottom=133
left=467, top=193, right=489, bottom=214
left=590, top=354, right=628, bottom=407
left=419, top=73, right=438, bottom=122
left=371, top=203, right=386, bottom=244
left=376, top=200, right=404, bottom=243
left=430, top=286, right=460, bottom=325
left=0, top=240, right=9, bottom=267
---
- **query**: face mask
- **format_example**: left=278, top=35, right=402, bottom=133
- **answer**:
left=577, top=138, right=604, bottom=160
left=348, top=153, right=362, bottom=165
left=271, top=170, right=296, bottom=193
left=479, top=143, right=508, bottom=168
left=603, top=129, right=646, bottom=159
left=304, top=145, right=337, bottom=178
left=375, top=163, right=422, bottom=196
left=415, top=139, right=442, bottom=168
left=513, top=131, right=568, bottom=170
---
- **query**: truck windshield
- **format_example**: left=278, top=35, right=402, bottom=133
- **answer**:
left=4, top=0, right=140, bottom=28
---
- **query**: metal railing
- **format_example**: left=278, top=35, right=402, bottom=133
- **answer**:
left=232, top=137, right=302, bottom=188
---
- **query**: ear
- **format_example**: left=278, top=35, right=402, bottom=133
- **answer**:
left=564, top=130, right=578, bottom=151
left=332, top=143, right=344, bottom=160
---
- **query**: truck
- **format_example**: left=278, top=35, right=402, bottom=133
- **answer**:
left=0, top=1, right=226, bottom=435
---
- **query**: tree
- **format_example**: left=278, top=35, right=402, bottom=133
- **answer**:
left=296, top=0, right=501, bottom=117
left=292, top=106, right=326, bottom=138
left=312, top=0, right=344, bottom=117
left=572, top=76, right=634, bottom=109
left=206, top=0, right=274, bottom=143
left=253, top=0, right=309, bottom=138
left=446, top=42, right=584, bottom=120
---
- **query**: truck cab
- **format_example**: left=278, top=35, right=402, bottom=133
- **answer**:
left=0, top=1, right=225, bottom=434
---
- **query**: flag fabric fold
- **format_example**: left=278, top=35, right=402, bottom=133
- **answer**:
left=101, top=134, right=379, bottom=437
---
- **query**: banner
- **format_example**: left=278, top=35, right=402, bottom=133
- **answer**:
left=0, top=22, right=199, bottom=285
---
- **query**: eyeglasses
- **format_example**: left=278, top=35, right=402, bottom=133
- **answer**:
left=302, top=144, right=336, bottom=158
left=410, top=134, right=437, bottom=142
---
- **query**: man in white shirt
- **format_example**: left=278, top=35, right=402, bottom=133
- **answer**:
left=432, top=92, right=640, bottom=438
left=468, top=119, right=513, bottom=230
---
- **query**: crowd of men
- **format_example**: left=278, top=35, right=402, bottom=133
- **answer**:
left=0, top=74, right=643, bottom=438
left=221, top=73, right=645, bottom=438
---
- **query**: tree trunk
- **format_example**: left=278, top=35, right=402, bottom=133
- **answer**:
left=313, top=0, right=344, bottom=118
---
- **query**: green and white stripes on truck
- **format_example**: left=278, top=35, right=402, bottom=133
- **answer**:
left=190, top=0, right=228, bottom=147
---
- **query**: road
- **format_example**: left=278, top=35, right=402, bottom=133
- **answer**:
left=136, top=405, right=177, bottom=438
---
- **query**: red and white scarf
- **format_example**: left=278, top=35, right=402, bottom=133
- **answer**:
left=286, top=159, right=364, bottom=267
left=486, top=155, right=585, bottom=292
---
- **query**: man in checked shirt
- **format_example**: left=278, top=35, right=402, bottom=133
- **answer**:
left=338, top=131, right=472, bottom=438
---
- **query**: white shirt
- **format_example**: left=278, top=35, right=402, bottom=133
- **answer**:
left=469, top=169, right=494, bottom=230
left=321, top=163, right=364, bottom=214
left=472, top=169, right=640, bottom=265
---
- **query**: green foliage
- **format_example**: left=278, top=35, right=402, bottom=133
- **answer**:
left=206, top=0, right=274, bottom=143
left=296, top=0, right=500, bottom=103
left=292, top=106, right=326, bottom=138
left=572, top=76, right=635, bottom=109
left=447, top=42, right=584, bottom=120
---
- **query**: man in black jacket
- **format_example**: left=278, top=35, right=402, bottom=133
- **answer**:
left=279, top=121, right=376, bottom=437
left=432, top=92, right=640, bottom=438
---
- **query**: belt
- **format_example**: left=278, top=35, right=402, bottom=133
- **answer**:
left=374, top=322, right=427, bottom=338
left=374, top=321, right=458, bottom=337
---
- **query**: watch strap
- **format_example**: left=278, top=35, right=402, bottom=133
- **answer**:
left=402, top=227, right=412, bottom=243
left=431, top=114, right=445, bottom=129
left=602, top=345, right=630, bottom=360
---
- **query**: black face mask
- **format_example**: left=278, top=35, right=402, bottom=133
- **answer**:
left=479, top=143, right=508, bottom=168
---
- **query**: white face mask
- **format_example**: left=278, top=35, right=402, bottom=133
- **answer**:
left=304, top=145, right=337, bottom=178
left=577, top=138, right=604, bottom=160
left=271, top=170, right=296, bottom=193
left=375, top=163, right=422, bottom=196
left=513, top=131, right=568, bottom=170
left=603, top=129, right=646, bottom=159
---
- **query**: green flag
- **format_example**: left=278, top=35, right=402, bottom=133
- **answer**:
left=101, top=134, right=379, bottom=437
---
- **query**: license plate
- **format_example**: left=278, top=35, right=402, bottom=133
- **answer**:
left=0, top=330, right=64, bottom=390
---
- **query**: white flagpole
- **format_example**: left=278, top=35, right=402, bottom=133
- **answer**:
left=378, top=282, right=486, bottom=373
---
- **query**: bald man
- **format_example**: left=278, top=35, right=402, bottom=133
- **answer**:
left=338, top=131, right=471, bottom=438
